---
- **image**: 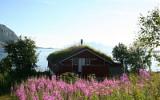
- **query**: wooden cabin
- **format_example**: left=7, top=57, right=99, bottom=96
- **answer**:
left=47, top=45, right=123, bottom=77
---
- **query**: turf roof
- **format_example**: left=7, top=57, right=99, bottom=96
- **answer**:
left=47, top=45, right=113, bottom=64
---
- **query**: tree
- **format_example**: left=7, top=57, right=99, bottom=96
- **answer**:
left=127, top=42, right=151, bottom=72
left=112, top=43, right=128, bottom=64
left=0, top=57, right=12, bottom=74
left=138, top=8, right=160, bottom=48
left=138, top=8, right=160, bottom=71
left=112, top=43, right=129, bottom=72
left=5, top=36, right=38, bottom=78
left=112, top=42, right=151, bottom=72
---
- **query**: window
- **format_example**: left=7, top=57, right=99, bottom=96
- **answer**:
left=72, top=58, right=91, bottom=66
left=85, top=58, right=90, bottom=65
left=72, top=58, right=78, bottom=65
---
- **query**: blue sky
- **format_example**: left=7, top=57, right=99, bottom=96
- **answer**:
left=0, top=0, right=159, bottom=50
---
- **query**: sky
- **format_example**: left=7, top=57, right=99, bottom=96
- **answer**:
left=0, top=0, right=159, bottom=50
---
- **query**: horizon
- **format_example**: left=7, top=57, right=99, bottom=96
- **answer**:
left=0, top=0, right=159, bottom=49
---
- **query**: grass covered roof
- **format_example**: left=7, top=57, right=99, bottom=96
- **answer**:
left=47, top=45, right=113, bottom=64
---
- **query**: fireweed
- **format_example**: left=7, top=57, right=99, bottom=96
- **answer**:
left=139, top=68, right=150, bottom=80
left=14, top=69, right=158, bottom=100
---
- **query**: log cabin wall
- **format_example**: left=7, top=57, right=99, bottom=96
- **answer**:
left=59, top=50, right=110, bottom=77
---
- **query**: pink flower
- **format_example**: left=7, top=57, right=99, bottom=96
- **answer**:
left=120, top=73, right=130, bottom=84
left=15, top=84, right=26, bottom=100
left=28, top=82, right=36, bottom=93
left=43, top=94, right=55, bottom=100
left=32, top=95, right=38, bottom=100
left=139, top=69, right=150, bottom=79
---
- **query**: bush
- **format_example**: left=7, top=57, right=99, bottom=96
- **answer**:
left=0, top=36, right=38, bottom=95
left=59, top=72, right=79, bottom=83
left=3, top=36, right=38, bottom=81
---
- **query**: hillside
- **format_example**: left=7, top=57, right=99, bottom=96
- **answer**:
left=0, top=24, right=18, bottom=47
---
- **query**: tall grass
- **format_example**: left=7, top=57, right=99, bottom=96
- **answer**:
left=0, top=73, right=12, bottom=95
left=14, top=69, right=160, bottom=100
left=0, top=70, right=50, bottom=96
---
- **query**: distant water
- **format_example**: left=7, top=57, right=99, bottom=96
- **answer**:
left=36, top=48, right=56, bottom=71
left=0, top=48, right=7, bottom=60
left=0, top=48, right=160, bottom=72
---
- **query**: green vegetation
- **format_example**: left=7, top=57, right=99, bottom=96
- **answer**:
left=138, top=8, right=160, bottom=70
left=5, top=36, right=37, bottom=72
left=127, top=42, right=151, bottom=72
left=138, top=8, right=160, bottom=49
left=0, top=94, right=17, bottom=100
left=1, top=72, right=160, bottom=100
left=59, top=72, right=79, bottom=83
left=112, top=8, right=160, bottom=72
left=4, top=36, right=38, bottom=80
left=14, top=71, right=160, bottom=100
left=112, top=42, right=151, bottom=72
left=0, top=7, right=160, bottom=100
left=47, top=45, right=113, bottom=64
left=112, top=43, right=128, bottom=64
left=0, top=36, right=38, bottom=95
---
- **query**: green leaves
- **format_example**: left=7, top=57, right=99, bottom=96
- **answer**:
left=138, top=8, right=160, bottom=48
left=4, top=36, right=38, bottom=73
left=112, top=43, right=128, bottom=64
left=137, top=8, right=160, bottom=71
left=112, top=42, right=150, bottom=72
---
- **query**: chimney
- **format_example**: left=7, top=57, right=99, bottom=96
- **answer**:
left=80, top=39, right=83, bottom=45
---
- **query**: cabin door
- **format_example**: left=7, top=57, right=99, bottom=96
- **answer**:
left=78, top=58, right=85, bottom=72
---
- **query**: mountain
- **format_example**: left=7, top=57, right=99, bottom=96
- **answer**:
left=0, top=24, right=18, bottom=47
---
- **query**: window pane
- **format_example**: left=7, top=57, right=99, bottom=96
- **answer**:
left=73, top=58, right=78, bottom=65
left=85, top=58, right=90, bottom=65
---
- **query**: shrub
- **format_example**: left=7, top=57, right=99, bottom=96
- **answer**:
left=59, top=72, right=79, bottom=83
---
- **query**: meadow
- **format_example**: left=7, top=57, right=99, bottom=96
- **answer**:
left=13, top=69, right=160, bottom=100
